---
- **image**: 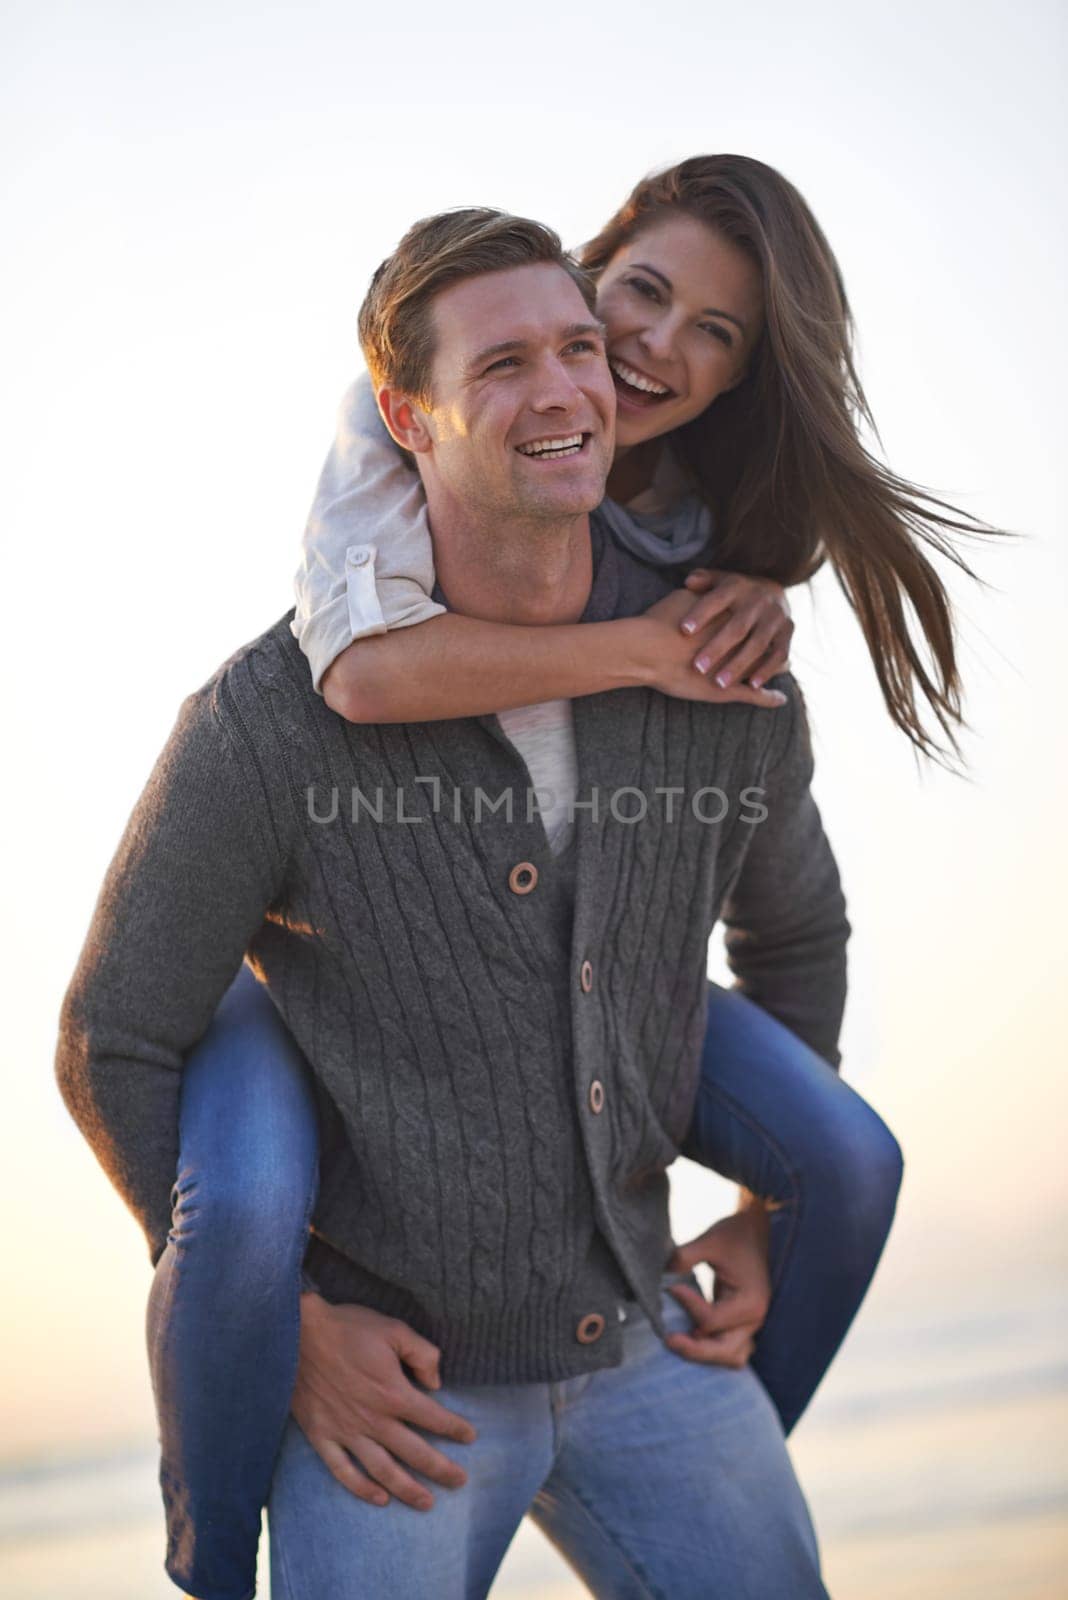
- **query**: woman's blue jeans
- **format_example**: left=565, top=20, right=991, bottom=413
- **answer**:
left=146, top=967, right=902, bottom=1600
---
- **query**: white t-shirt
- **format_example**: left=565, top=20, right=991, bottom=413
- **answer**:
left=495, top=699, right=578, bottom=857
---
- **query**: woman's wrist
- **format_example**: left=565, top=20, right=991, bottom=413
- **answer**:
left=612, top=616, right=666, bottom=691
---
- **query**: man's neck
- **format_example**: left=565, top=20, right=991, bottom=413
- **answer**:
left=427, top=500, right=593, bottom=627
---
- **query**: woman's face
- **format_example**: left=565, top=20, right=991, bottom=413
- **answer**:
left=594, top=212, right=764, bottom=451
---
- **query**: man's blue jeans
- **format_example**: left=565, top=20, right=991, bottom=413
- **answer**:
left=146, top=968, right=901, bottom=1599
left=268, top=1276, right=828, bottom=1599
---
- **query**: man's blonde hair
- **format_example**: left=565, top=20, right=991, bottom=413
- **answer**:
left=357, top=207, right=597, bottom=404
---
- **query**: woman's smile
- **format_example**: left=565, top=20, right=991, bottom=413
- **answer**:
left=608, top=354, right=678, bottom=410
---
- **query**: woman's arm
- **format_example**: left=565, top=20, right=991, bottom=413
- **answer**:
left=322, top=587, right=790, bottom=722
left=293, top=373, right=446, bottom=693
left=297, top=374, right=794, bottom=721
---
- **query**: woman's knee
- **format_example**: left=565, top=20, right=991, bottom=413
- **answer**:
left=804, top=1092, right=904, bottom=1254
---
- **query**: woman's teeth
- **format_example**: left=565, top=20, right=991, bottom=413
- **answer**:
left=516, top=434, right=585, bottom=459
left=609, top=358, right=671, bottom=399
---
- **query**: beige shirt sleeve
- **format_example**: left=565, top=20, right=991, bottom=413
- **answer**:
left=290, top=371, right=444, bottom=693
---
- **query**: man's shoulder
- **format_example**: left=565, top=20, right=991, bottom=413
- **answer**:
left=192, top=609, right=317, bottom=719
left=670, top=666, right=811, bottom=787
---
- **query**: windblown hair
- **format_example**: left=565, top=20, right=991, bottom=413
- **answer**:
left=359, top=207, right=596, bottom=405
left=582, top=155, right=999, bottom=763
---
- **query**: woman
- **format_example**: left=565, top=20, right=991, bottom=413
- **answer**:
left=151, top=155, right=986, bottom=1600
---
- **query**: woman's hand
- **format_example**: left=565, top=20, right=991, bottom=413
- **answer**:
left=636, top=589, right=788, bottom=708
left=291, top=1292, right=478, bottom=1510
left=662, top=1204, right=773, bottom=1369
left=679, top=568, right=794, bottom=689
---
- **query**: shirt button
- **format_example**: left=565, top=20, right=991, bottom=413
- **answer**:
left=347, top=546, right=372, bottom=567
left=579, top=959, right=593, bottom=994
left=508, top=861, right=538, bottom=895
left=576, top=1312, right=606, bottom=1344
left=588, top=1079, right=605, bottom=1114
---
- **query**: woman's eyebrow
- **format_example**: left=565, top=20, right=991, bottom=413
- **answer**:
left=630, top=262, right=749, bottom=334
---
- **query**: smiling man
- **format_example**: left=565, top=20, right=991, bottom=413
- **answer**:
left=57, top=208, right=832, bottom=1598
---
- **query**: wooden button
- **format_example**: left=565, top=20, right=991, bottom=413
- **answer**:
left=576, top=1312, right=606, bottom=1344
left=588, top=1079, right=605, bottom=1114
left=579, top=959, right=593, bottom=993
left=508, top=861, right=538, bottom=895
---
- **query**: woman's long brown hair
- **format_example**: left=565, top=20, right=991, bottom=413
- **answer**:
left=581, top=155, right=1001, bottom=764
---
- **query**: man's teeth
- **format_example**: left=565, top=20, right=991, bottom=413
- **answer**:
left=609, top=359, right=670, bottom=396
left=517, top=434, right=584, bottom=458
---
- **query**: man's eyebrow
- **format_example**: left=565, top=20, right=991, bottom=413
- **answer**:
left=562, top=320, right=608, bottom=341
left=465, top=339, right=526, bottom=371
left=465, top=321, right=607, bottom=372
left=630, top=263, right=748, bottom=334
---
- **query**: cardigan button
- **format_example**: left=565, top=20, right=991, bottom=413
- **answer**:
left=508, top=861, right=538, bottom=895
left=588, top=1079, right=605, bottom=1113
left=579, top=959, right=594, bottom=994
left=576, top=1312, right=606, bottom=1344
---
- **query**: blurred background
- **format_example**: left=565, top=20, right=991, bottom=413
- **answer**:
left=2, top=0, right=1066, bottom=1595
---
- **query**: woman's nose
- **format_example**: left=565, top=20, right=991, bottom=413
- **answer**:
left=638, top=321, right=676, bottom=362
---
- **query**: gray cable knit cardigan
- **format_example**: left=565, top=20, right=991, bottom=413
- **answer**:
left=55, top=516, right=849, bottom=1384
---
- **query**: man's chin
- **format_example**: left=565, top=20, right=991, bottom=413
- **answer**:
left=513, top=467, right=608, bottom=520
left=519, top=490, right=604, bottom=521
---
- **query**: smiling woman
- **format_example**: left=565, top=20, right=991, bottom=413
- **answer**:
left=579, top=155, right=1002, bottom=751
left=596, top=212, right=763, bottom=458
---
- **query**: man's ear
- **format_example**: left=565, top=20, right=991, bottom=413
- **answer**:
left=378, top=388, right=434, bottom=455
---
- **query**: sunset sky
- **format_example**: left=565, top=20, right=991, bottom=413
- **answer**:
left=2, top=1, right=1066, bottom=1593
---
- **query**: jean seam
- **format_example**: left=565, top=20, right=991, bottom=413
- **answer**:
left=689, top=1076, right=803, bottom=1298
left=272, top=1497, right=298, bottom=1600
left=546, top=1479, right=665, bottom=1600
left=267, top=1162, right=319, bottom=1600
left=282, top=1155, right=321, bottom=1421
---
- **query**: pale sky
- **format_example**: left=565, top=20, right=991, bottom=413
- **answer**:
left=2, top=0, right=1066, bottom=1462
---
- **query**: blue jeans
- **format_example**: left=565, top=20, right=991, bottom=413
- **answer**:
left=268, top=1279, right=828, bottom=1600
left=147, top=967, right=901, bottom=1599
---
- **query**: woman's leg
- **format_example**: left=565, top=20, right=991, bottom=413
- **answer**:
left=679, top=982, right=904, bottom=1435
left=145, top=964, right=320, bottom=1600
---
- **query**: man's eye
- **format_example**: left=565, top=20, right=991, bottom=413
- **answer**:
left=484, top=357, right=520, bottom=374
left=564, top=340, right=598, bottom=355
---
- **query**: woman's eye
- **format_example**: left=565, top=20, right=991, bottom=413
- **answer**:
left=625, top=275, right=661, bottom=302
left=702, top=323, right=733, bottom=348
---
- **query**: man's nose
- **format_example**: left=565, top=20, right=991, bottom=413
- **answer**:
left=530, top=358, right=583, bottom=412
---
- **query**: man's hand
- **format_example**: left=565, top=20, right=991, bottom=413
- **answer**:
left=663, top=1202, right=773, bottom=1368
left=634, top=585, right=789, bottom=710
left=291, top=1292, right=478, bottom=1511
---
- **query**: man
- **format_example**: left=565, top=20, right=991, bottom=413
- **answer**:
left=57, top=208, right=843, bottom=1597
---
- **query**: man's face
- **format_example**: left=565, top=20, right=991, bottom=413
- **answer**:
left=411, top=262, right=617, bottom=523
